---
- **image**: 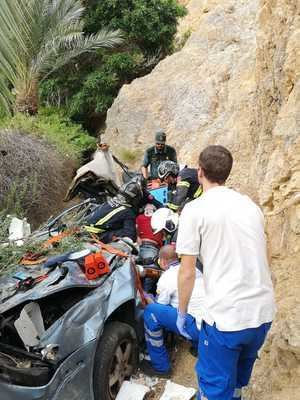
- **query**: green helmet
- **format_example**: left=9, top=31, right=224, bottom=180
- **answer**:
left=155, top=130, right=166, bottom=144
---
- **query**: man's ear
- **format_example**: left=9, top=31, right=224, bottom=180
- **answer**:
left=197, top=167, right=204, bottom=184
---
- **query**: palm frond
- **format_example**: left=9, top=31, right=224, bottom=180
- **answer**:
left=48, top=0, right=85, bottom=26
left=0, top=0, right=124, bottom=113
left=38, top=29, right=124, bottom=79
left=0, top=75, right=13, bottom=115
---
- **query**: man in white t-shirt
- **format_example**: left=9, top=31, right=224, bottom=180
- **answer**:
left=176, top=145, right=276, bottom=400
left=141, top=245, right=205, bottom=377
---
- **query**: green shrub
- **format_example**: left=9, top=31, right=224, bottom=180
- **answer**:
left=85, top=0, right=187, bottom=55
left=40, top=1, right=187, bottom=129
left=1, top=176, right=38, bottom=217
left=68, top=52, right=139, bottom=121
left=173, top=28, right=192, bottom=52
left=119, top=147, right=143, bottom=164
left=0, top=107, right=96, bottom=159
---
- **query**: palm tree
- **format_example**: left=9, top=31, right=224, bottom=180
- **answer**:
left=0, top=0, right=123, bottom=115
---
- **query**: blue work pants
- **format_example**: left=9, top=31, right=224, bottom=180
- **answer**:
left=196, top=321, right=272, bottom=400
left=143, top=303, right=199, bottom=372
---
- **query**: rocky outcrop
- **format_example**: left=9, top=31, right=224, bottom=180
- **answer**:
left=105, top=0, right=300, bottom=398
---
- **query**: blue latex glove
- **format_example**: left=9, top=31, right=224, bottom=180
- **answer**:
left=176, top=310, right=192, bottom=340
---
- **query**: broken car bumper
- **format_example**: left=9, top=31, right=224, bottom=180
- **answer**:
left=0, top=339, right=97, bottom=400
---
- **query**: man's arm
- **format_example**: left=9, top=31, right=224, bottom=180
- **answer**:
left=178, top=255, right=197, bottom=313
left=142, top=150, right=150, bottom=179
left=167, top=181, right=190, bottom=211
left=141, top=165, right=149, bottom=179
left=170, top=147, right=177, bottom=163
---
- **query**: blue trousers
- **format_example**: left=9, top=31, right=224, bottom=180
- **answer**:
left=143, top=303, right=199, bottom=372
left=196, top=321, right=272, bottom=400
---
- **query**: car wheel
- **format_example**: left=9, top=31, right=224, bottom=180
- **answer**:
left=93, top=321, right=138, bottom=400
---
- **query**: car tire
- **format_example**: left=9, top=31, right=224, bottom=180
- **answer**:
left=93, top=321, right=138, bottom=400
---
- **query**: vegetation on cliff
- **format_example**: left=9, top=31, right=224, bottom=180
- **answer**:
left=0, top=0, right=122, bottom=116
left=0, top=0, right=185, bottom=218
left=40, top=0, right=187, bottom=131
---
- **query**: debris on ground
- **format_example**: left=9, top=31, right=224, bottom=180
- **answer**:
left=117, top=377, right=196, bottom=400
left=159, top=380, right=196, bottom=400
left=115, top=380, right=150, bottom=400
left=132, top=374, right=160, bottom=388
left=8, top=217, right=31, bottom=246
left=118, top=355, right=198, bottom=400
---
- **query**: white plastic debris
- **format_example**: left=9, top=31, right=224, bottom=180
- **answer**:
left=131, top=374, right=159, bottom=388
left=8, top=217, right=31, bottom=246
left=14, top=302, right=45, bottom=349
left=116, top=380, right=150, bottom=400
left=74, top=148, right=119, bottom=185
left=159, top=381, right=196, bottom=400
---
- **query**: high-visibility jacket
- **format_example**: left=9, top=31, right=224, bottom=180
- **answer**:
left=85, top=202, right=137, bottom=243
left=167, top=168, right=202, bottom=212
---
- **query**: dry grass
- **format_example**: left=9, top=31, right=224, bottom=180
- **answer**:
left=0, top=129, right=75, bottom=226
left=119, top=147, right=143, bottom=165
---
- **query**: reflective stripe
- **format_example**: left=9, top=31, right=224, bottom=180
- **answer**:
left=177, top=181, right=190, bottom=188
left=144, top=325, right=163, bottom=338
left=95, top=206, right=126, bottom=226
left=193, top=186, right=203, bottom=198
left=150, top=313, right=158, bottom=323
left=145, top=334, right=164, bottom=347
left=233, top=388, right=242, bottom=398
left=167, top=202, right=179, bottom=211
left=84, top=225, right=105, bottom=233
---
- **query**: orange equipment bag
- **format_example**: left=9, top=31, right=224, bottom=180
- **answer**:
left=84, top=252, right=110, bottom=280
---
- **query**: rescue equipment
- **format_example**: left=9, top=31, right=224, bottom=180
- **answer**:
left=83, top=252, right=110, bottom=280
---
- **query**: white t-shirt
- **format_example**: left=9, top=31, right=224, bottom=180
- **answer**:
left=156, top=262, right=205, bottom=328
left=176, top=186, right=276, bottom=331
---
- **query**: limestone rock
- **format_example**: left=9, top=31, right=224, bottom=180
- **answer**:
left=104, top=1, right=300, bottom=398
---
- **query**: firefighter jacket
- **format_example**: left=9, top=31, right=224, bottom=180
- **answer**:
left=167, top=168, right=202, bottom=212
left=84, top=202, right=137, bottom=243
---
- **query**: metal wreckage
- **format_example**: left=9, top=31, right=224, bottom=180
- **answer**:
left=0, top=229, right=144, bottom=400
left=0, top=147, right=166, bottom=400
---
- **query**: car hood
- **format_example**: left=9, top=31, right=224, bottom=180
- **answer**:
left=0, top=242, right=137, bottom=361
left=0, top=252, right=116, bottom=314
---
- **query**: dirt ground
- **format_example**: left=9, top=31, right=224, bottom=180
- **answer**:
left=139, top=340, right=198, bottom=400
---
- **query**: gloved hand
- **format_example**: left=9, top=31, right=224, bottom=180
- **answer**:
left=176, top=310, right=192, bottom=340
left=143, top=291, right=155, bottom=304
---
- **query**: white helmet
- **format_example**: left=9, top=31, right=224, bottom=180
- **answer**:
left=151, top=208, right=179, bottom=235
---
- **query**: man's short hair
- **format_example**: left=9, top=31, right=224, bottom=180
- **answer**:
left=199, top=145, right=233, bottom=184
left=159, top=245, right=177, bottom=263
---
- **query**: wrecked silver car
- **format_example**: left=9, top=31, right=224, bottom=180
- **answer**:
left=0, top=239, right=143, bottom=400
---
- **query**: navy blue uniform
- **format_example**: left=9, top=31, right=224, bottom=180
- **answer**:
left=168, top=168, right=202, bottom=212
left=85, top=202, right=137, bottom=243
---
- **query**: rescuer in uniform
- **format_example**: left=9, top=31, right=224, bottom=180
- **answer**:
left=142, top=130, right=177, bottom=180
left=157, top=161, right=203, bottom=212
left=85, top=175, right=155, bottom=243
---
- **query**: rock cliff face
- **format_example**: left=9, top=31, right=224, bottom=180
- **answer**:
left=104, top=1, right=300, bottom=398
